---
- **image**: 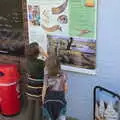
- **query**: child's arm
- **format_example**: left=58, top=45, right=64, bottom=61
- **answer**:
left=39, top=46, right=48, bottom=58
left=64, top=82, right=68, bottom=92
left=62, top=72, right=68, bottom=92
left=42, top=84, right=47, bottom=104
left=42, top=66, right=48, bottom=103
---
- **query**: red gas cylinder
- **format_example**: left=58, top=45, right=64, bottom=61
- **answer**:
left=0, top=64, right=21, bottom=116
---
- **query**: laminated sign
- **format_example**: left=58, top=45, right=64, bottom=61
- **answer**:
left=94, top=86, right=120, bottom=120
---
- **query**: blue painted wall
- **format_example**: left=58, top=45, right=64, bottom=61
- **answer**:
left=66, top=0, right=120, bottom=119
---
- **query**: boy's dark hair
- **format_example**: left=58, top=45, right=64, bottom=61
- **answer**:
left=26, top=42, right=40, bottom=58
left=46, top=55, right=61, bottom=77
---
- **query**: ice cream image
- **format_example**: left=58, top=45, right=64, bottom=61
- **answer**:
left=104, top=102, right=119, bottom=120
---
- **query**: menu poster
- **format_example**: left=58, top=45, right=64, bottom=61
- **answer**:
left=0, top=0, right=24, bottom=56
left=27, top=0, right=97, bottom=74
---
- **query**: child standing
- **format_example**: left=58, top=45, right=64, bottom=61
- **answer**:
left=42, top=54, right=68, bottom=120
left=25, top=42, right=47, bottom=120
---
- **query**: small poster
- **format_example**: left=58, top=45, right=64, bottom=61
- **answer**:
left=94, top=87, right=120, bottom=120
left=27, top=0, right=97, bottom=74
left=69, top=0, right=97, bottom=38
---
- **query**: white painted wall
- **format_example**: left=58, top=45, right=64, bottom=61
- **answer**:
left=67, top=0, right=120, bottom=119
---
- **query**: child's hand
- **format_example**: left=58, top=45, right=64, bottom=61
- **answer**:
left=39, top=47, right=48, bottom=58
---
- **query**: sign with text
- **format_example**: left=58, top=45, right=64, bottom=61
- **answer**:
left=0, top=0, right=24, bottom=56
